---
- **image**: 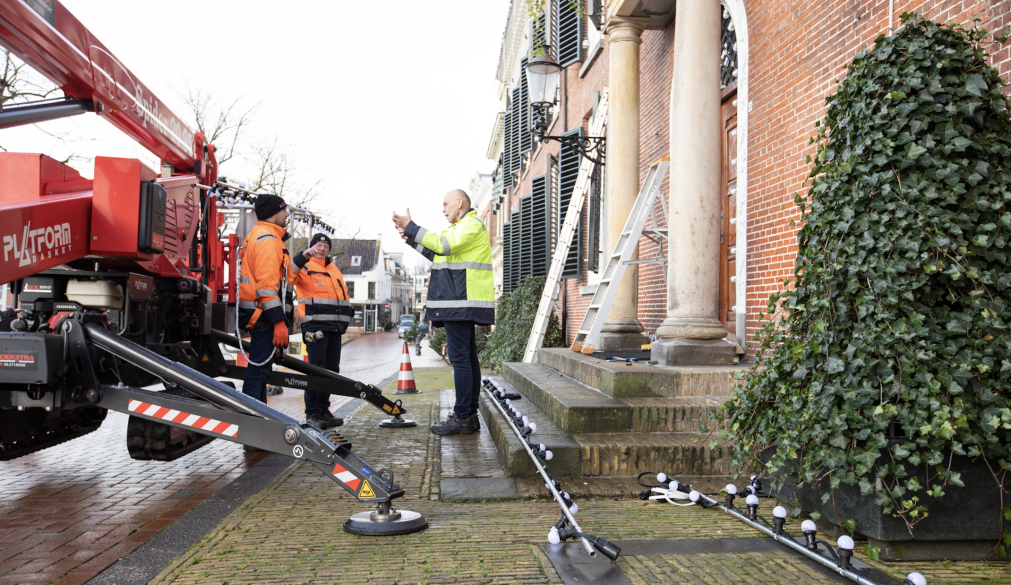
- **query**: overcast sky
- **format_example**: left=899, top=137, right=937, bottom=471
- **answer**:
left=4, top=0, right=508, bottom=268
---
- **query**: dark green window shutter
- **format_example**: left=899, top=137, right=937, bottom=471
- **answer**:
left=502, top=221, right=512, bottom=293
left=558, top=128, right=583, bottom=278
left=512, top=209, right=523, bottom=291
left=530, top=174, right=551, bottom=277
left=493, top=155, right=505, bottom=211
left=518, top=57, right=533, bottom=154
left=511, top=86, right=523, bottom=174
left=503, top=110, right=515, bottom=189
left=556, top=0, right=584, bottom=66
left=587, top=163, right=602, bottom=272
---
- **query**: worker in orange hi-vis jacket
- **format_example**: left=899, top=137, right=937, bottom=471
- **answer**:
left=237, top=196, right=327, bottom=451
left=291, top=233, right=353, bottom=430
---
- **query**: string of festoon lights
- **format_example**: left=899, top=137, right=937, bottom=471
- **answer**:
left=480, top=377, right=621, bottom=562
left=199, top=180, right=337, bottom=237
left=636, top=472, right=927, bottom=585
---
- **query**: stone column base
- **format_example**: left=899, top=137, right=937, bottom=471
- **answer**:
left=651, top=337, right=737, bottom=366
left=596, top=331, right=651, bottom=351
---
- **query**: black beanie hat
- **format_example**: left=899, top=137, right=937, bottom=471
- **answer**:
left=254, top=194, right=287, bottom=220
left=309, top=233, right=332, bottom=248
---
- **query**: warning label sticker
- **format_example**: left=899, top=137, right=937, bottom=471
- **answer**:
left=0, top=352, right=36, bottom=371
left=358, top=480, right=376, bottom=499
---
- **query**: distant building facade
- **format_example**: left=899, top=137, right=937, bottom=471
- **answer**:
left=332, top=238, right=410, bottom=334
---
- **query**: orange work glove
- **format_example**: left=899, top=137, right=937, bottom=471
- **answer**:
left=272, top=321, right=289, bottom=348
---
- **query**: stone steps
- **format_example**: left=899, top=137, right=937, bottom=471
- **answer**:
left=536, top=348, right=744, bottom=399
left=624, top=397, right=727, bottom=433
left=484, top=375, right=731, bottom=478
left=478, top=386, right=581, bottom=478
left=573, top=433, right=729, bottom=477
left=502, top=362, right=631, bottom=433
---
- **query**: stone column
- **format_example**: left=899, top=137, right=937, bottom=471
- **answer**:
left=652, top=0, right=735, bottom=366
left=597, top=16, right=650, bottom=351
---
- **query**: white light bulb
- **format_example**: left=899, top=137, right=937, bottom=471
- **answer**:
left=528, top=422, right=537, bottom=433
left=548, top=527, right=560, bottom=544
left=773, top=506, right=788, bottom=519
left=750, top=474, right=757, bottom=481
left=725, top=484, right=738, bottom=495
left=905, top=572, right=926, bottom=585
left=239, top=182, right=246, bottom=189
left=837, top=535, right=855, bottom=550
left=522, top=416, right=529, bottom=426
left=669, top=480, right=680, bottom=491
left=801, top=519, right=817, bottom=533
left=569, top=502, right=578, bottom=514
left=562, top=492, right=569, bottom=499
left=745, top=494, right=759, bottom=506
left=657, top=472, right=667, bottom=483
left=545, top=450, right=553, bottom=461
left=505, top=399, right=511, bottom=406
left=689, top=490, right=701, bottom=502
left=538, top=443, right=546, bottom=452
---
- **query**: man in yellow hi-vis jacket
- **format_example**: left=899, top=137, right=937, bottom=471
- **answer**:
left=393, top=189, right=494, bottom=435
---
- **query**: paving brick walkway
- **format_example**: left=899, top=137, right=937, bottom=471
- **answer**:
left=0, top=332, right=410, bottom=585
left=146, top=367, right=1011, bottom=585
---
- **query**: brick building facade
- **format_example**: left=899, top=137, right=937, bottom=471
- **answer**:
left=487, top=0, right=1011, bottom=357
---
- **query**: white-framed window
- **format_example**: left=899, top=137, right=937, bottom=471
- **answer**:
left=351, top=256, right=362, bottom=267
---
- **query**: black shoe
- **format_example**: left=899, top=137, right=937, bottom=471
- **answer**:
left=468, top=413, right=481, bottom=431
left=320, top=410, right=344, bottom=428
left=308, top=414, right=339, bottom=430
left=430, top=414, right=475, bottom=436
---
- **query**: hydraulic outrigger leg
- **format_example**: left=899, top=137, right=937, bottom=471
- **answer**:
left=77, top=321, right=427, bottom=535
left=207, top=330, right=417, bottom=428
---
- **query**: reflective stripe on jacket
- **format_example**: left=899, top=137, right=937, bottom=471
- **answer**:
left=292, top=254, right=354, bottom=334
left=238, top=221, right=290, bottom=329
left=404, top=208, right=494, bottom=325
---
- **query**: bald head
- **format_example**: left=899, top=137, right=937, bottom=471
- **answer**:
left=442, top=189, right=471, bottom=223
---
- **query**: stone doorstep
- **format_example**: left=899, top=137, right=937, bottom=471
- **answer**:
left=482, top=375, right=732, bottom=479
left=574, top=433, right=730, bottom=478
left=624, top=396, right=728, bottom=433
left=478, top=392, right=581, bottom=478
left=536, top=347, right=748, bottom=399
left=503, top=362, right=632, bottom=434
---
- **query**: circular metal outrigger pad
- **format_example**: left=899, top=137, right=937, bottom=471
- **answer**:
left=343, top=507, right=428, bottom=536
left=378, top=415, right=417, bottom=428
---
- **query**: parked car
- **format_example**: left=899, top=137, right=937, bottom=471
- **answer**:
left=397, top=315, right=415, bottom=338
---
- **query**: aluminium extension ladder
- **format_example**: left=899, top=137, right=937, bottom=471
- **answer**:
left=569, top=158, right=669, bottom=353
left=521, top=90, right=609, bottom=363
left=522, top=157, right=670, bottom=362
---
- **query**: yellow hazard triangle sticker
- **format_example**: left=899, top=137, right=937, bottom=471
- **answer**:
left=358, top=480, right=376, bottom=499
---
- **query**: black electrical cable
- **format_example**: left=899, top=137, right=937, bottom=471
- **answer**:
left=636, top=471, right=668, bottom=489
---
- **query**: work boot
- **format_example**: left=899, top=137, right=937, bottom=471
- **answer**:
left=320, top=410, right=344, bottom=428
left=308, top=414, right=339, bottom=430
left=468, top=413, right=481, bottom=431
left=430, top=413, right=475, bottom=436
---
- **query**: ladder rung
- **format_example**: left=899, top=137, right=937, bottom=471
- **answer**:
left=588, top=304, right=601, bottom=310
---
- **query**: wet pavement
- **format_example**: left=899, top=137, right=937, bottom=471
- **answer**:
left=0, top=331, right=416, bottom=585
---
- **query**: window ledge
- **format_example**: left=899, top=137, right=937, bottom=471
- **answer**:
left=579, top=40, right=604, bottom=79
left=579, top=284, right=596, bottom=295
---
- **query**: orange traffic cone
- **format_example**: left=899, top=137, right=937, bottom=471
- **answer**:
left=395, top=341, right=419, bottom=394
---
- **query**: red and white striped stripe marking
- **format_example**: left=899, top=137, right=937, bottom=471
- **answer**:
left=128, top=399, right=239, bottom=437
left=331, top=462, right=361, bottom=491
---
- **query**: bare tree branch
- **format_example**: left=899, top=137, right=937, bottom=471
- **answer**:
left=180, top=83, right=259, bottom=165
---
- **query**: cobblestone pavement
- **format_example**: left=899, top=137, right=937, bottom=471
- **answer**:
left=147, top=367, right=1011, bottom=585
left=0, top=332, right=413, bottom=585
